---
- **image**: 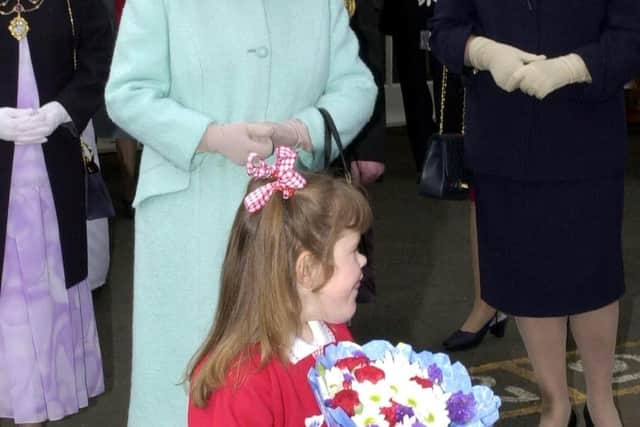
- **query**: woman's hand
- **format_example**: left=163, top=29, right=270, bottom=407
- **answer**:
left=511, top=54, right=592, bottom=100
left=268, top=119, right=312, bottom=152
left=351, top=160, right=385, bottom=186
left=14, top=102, right=72, bottom=144
left=465, top=36, right=546, bottom=92
left=0, top=107, right=48, bottom=144
left=198, top=122, right=274, bottom=164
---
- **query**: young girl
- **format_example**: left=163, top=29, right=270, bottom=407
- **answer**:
left=187, top=147, right=372, bottom=426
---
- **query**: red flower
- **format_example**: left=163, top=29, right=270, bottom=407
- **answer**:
left=331, top=389, right=361, bottom=417
left=411, top=376, right=433, bottom=389
left=381, top=401, right=399, bottom=425
left=354, top=365, right=386, bottom=384
left=335, top=356, right=370, bottom=371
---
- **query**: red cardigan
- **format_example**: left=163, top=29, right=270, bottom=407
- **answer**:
left=188, top=323, right=352, bottom=426
left=114, top=0, right=125, bottom=24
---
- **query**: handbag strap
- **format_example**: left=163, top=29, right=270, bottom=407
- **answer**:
left=65, top=1, right=98, bottom=168
left=438, top=66, right=466, bottom=136
left=318, top=107, right=352, bottom=184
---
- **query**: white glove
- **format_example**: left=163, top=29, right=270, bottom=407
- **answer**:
left=197, top=122, right=274, bottom=164
left=16, top=101, right=72, bottom=144
left=511, top=54, right=592, bottom=100
left=465, top=36, right=546, bottom=92
left=269, top=119, right=312, bottom=152
left=0, top=107, right=49, bottom=144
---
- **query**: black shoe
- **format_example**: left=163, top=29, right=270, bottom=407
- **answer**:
left=489, top=313, right=508, bottom=337
left=442, top=312, right=508, bottom=351
left=584, top=405, right=594, bottom=427
left=568, top=409, right=577, bottom=427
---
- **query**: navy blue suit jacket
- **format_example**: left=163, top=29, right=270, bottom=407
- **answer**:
left=429, top=0, right=640, bottom=181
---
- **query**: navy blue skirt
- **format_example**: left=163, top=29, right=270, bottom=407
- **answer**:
left=474, top=174, right=625, bottom=317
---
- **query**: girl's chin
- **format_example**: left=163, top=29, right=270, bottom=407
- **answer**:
left=332, top=307, right=357, bottom=325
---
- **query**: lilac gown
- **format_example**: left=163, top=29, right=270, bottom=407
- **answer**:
left=0, top=38, right=104, bottom=423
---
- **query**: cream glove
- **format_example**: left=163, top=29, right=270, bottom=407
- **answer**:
left=512, top=54, right=592, bottom=100
left=268, top=119, right=312, bottom=152
left=0, top=107, right=48, bottom=144
left=197, top=122, right=274, bottom=164
left=465, top=36, right=546, bottom=92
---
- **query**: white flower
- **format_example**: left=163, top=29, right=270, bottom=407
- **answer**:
left=351, top=405, right=390, bottom=427
left=397, top=415, right=421, bottom=427
left=412, top=386, right=451, bottom=427
left=393, top=380, right=435, bottom=409
left=352, top=379, right=394, bottom=408
left=304, top=414, right=324, bottom=427
left=322, top=367, right=346, bottom=398
left=373, top=351, right=425, bottom=390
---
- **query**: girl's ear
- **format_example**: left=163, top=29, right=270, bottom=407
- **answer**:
left=296, top=250, right=321, bottom=290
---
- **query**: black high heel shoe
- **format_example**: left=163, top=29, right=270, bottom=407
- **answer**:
left=442, top=312, right=508, bottom=351
left=568, top=409, right=577, bottom=427
left=584, top=405, right=594, bottom=427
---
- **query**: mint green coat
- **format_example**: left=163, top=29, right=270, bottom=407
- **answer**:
left=105, top=0, right=376, bottom=424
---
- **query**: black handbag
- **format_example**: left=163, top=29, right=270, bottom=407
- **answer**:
left=318, top=107, right=376, bottom=303
left=82, top=141, right=116, bottom=220
left=418, top=66, right=470, bottom=200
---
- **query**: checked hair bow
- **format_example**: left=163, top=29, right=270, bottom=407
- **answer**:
left=243, top=146, right=307, bottom=213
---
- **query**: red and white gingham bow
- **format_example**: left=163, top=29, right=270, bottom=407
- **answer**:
left=243, top=146, right=307, bottom=213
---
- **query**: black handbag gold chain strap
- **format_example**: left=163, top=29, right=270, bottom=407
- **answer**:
left=64, top=0, right=94, bottom=168
left=438, top=66, right=466, bottom=135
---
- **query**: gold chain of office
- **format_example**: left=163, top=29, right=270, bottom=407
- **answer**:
left=1, top=0, right=352, bottom=41
left=0, top=0, right=46, bottom=41
left=345, top=0, right=356, bottom=17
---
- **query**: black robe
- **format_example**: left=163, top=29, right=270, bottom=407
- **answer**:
left=0, top=0, right=113, bottom=288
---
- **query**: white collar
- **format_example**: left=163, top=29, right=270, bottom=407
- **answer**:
left=289, top=321, right=335, bottom=364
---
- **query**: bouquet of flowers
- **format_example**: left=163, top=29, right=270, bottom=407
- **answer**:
left=307, top=341, right=500, bottom=427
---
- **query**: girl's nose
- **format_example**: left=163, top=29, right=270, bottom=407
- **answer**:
left=358, top=252, right=367, bottom=267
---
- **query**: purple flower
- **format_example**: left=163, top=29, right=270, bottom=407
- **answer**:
left=397, top=417, right=426, bottom=427
left=343, top=372, right=354, bottom=382
left=428, top=363, right=443, bottom=384
left=447, top=391, right=476, bottom=424
left=396, top=404, right=415, bottom=420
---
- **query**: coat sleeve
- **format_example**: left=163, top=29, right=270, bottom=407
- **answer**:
left=293, top=0, right=378, bottom=171
left=55, top=0, right=113, bottom=136
left=105, top=0, right=211, bottom=172
left=574, top=0, right=640, bottom=102
left=347, top=0, right=386, bottom=164
left=428, top=0, right=479, bottom=75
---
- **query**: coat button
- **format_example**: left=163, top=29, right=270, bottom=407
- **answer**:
left=255, top=46, right=269, bottom=58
